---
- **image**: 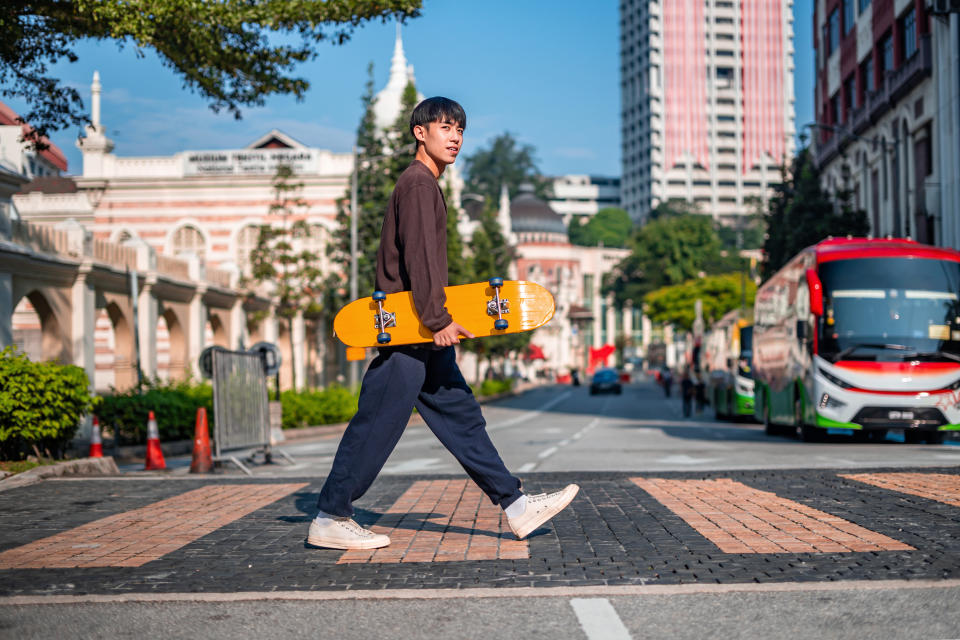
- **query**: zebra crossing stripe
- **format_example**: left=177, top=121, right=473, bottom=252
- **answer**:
left=840, top=472, right=960, bottom=507
left=631, top=477, right=914, bottom=554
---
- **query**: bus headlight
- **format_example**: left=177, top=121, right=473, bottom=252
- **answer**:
left=819, top=368, right=854, bottom=389
left=819, top=393, right=846, bottom=410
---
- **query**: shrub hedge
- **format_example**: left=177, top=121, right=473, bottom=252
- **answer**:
left=0, top=347, right=99, bottom=460
left=474, top=378, right=515, bottom=398
left=97, top=379, right=214, bottom=445
left=280, top=386, right=359, bottom=430
left=97, top=380, right=360, bottom=443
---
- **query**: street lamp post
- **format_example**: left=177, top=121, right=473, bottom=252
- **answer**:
left=348, top=147, right=360, bottom=388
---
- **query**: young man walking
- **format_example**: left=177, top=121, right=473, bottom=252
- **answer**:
left=308, top=97, right=578, bottom=550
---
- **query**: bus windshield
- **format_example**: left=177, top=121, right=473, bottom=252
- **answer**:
left=819, top=258, right=960, bottom=362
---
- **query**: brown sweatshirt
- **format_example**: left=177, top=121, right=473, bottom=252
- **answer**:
left=375, top=160, right=453, bottom=332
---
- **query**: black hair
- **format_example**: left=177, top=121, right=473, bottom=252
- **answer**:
left=409, top=97, right=466, bottom=138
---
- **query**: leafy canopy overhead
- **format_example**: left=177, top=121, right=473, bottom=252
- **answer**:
left=1, top=0, right=422, bottom=147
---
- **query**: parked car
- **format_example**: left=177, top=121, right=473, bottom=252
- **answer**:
left=590, top=368, right=622, bottom=395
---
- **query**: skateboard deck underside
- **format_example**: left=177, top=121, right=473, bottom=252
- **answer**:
left=333, top=280, right=555, bottom=348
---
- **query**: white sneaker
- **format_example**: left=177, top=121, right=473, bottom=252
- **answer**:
left=307, top=517, right=391, bottom=550
left=507, top=484, right=580, bottom=540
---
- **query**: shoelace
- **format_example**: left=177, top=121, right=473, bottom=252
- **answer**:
left=527, top=490, right=564, bottom=506
left=337, top=519, right=373, bottom=537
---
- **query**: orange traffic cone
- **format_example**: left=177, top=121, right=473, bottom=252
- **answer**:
left=189, top=407, right=213, bottom=474
left=144, top=410, right=166, bottom=471
left=88, top=416, right=103, bottom=458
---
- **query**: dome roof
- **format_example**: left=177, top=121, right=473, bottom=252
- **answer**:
left=510, top=184, right=567, bottom=236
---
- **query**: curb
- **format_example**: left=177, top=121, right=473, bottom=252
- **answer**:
left=0, top=457, right=120, bottom=492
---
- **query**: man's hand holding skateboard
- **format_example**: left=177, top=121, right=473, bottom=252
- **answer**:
left=433, top=320, right=475, bottom=347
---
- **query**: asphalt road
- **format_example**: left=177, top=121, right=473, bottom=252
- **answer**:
left=3, top=584, right=959, bottom=640
left=188, top=378, right=960, bottom=479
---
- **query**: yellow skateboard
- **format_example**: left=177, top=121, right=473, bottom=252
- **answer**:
left=333, top=278, right=555, bottom=348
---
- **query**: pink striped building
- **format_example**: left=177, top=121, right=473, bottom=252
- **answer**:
left=620, top=0, right=796, bottom=223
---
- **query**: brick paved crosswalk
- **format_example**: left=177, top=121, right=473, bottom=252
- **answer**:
left=0, top=483, right=306, bottom=569
left=338, top=479, right=528, bottom=564
left=840, top=472, right=960, bottom=508
left=631, top=477, right=914, bottom=554
left=0, top=469, right=957, bottom=586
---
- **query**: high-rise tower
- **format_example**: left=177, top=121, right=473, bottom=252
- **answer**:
left=620, top=0, right=796, bottom=224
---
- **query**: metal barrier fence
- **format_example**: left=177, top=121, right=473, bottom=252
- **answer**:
left=211, top=349, right=291, bottom=474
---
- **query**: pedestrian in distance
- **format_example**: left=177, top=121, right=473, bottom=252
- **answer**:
left=308, top=97, right=579, bottom=550
left=680, top=369, right=694, bottom=418
left=661, top=367, right=673, bottom=398
left=694, top=373, right=706, bottom=414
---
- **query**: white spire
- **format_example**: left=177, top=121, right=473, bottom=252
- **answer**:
left=373, top=22, right=422, bottom=132
left=389, top=22, right=408, bottom=88
left=497, top=183, right=512, bottom=238
left=91, top=71, right=102, bottom=130
left=77, top=70, right=114, bottom=177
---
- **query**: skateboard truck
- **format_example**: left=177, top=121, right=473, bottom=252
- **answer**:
left=372, top=290, right=394, bottom=344
left=487, top=277, right=509, bottom=330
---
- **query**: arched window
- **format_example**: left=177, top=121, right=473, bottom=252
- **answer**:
left=236, top=225, right=260, bottom=277
left=171, top=225, right=205, bottom=257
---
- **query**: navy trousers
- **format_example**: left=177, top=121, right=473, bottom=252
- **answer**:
left=316, top=345, right=523, bottom=517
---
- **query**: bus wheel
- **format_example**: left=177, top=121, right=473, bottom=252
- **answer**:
left=926, top=432, right=945, bottom=445
left=714, top=391, right=726, bottom=421
left=796, top=397, right=822, bottom=442
left=763, top=396, right=779, bottom=436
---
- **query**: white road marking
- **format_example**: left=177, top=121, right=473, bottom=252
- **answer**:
left=656, top=454, right=722, bottom=465
left=486, top=391, right=573, bottom=431
left=570, top=598, right=632, bottom=640
left=382, top=458, right=446, bottom=473
left=522, top=417, right=600, bottom=472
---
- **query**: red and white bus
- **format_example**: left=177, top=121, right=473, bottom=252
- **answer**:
left=753, top=237, right=960, bottom=443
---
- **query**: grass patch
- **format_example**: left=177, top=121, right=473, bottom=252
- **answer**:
left=0, top=459, right=58, bottom=475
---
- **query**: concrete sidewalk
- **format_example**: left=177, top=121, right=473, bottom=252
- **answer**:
left=0, top=466, right=958, bottom=597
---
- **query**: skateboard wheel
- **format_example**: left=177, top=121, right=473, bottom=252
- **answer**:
left=372, top=290, right=386, bottom=302
left=494, top=318, right=508, bottom=330
left=377, top=332, right=391, bottom=344
left=488, top=277, right=504, bottom=288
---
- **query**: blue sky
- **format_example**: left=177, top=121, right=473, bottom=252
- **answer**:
left=6, top=0, right=814, bottom=178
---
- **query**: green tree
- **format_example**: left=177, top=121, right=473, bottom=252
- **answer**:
left=247, top=163, right=325, bottom=377
left=327, top=65, right=392, bottom=307
left=650, top=198, right=702, bottom=220
left=445, top=183, right=473, bottom=286
left=762, top=148, right=870, bottom=277
left=568, top=207, right=633, bottom=248
left=644, top=273, right=757, bottom=331
left=462, top=132, right=551, bottom=203
left=604, top=214, right=728, bottom=307
left=2, top=1, right=422, bottom=148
